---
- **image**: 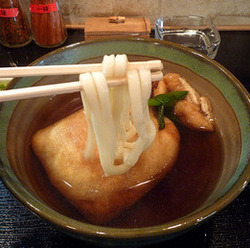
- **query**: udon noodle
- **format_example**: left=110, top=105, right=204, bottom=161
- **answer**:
left=80, top=54, right=156, bottom=176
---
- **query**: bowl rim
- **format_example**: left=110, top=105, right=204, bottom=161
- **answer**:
left=1, top=37, right=249, bottom=240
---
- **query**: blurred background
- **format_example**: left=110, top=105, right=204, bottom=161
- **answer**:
left=18, top=0, right=250, bottom=29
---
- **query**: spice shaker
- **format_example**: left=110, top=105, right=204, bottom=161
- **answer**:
left=0, top=0, right=32, bottom=48
left=30, top=0, right=67, bottom=48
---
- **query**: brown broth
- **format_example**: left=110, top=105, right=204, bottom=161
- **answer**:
left=23, top=93, right=223, bottom=228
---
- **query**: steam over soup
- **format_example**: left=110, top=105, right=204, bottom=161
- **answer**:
left=30, top=55, right=222, bottom=226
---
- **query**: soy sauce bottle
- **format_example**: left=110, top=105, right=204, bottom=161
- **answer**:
left=0, top=0, right=32, bottom=48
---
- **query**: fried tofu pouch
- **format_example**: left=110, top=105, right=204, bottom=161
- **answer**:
left=163, top=73, right=215, bottom=131
left=32, top=109, right=180, bottom=224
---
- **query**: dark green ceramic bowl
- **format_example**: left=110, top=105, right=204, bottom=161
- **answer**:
left=0, top=38, right=249, bottom=246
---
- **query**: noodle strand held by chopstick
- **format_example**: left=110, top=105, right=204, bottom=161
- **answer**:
left=114, top=54, right=128, bottom=77
left=102, top=54, right=115, bottom=78
left=91, top=71, right=117, bottom=175
left=80, top=54, right=156, bottom=176
left=80, top=74, right=96, bottom=158
left=122, top=69, right=147, bottom=167
left=139, top=69, right=156, bottom=150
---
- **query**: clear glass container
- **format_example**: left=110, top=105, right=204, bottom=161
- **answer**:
left=155, top=16, right=221, bottom=59
left=30, top=0, right=67, bottom=48
left=0, top=0, right=32, bottom=48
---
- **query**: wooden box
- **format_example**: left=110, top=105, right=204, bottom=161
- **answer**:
left=85, top=17, right=151, bottom=40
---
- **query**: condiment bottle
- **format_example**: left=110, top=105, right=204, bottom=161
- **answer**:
left=30, top=0, right=67, bottom=48
left=0, top=0, right=32, bottom=48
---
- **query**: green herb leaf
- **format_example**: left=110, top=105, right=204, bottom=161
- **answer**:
left=0, top=84, right=7, bottom=90
left=148, top=97, right=162, bottom=106
left=158, top=104, right=165, bottom=130
left=148, top=91, right=188, bottom=109
left=148, top=91, right=189, bottom=129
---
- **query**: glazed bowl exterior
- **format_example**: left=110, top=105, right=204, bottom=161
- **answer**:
left=0, top=38, right=249, bottom=246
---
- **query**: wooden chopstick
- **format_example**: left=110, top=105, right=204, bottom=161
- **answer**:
left=0, top=71, right=163, bottom=102
left=0, top=60, right=163, bottom=78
